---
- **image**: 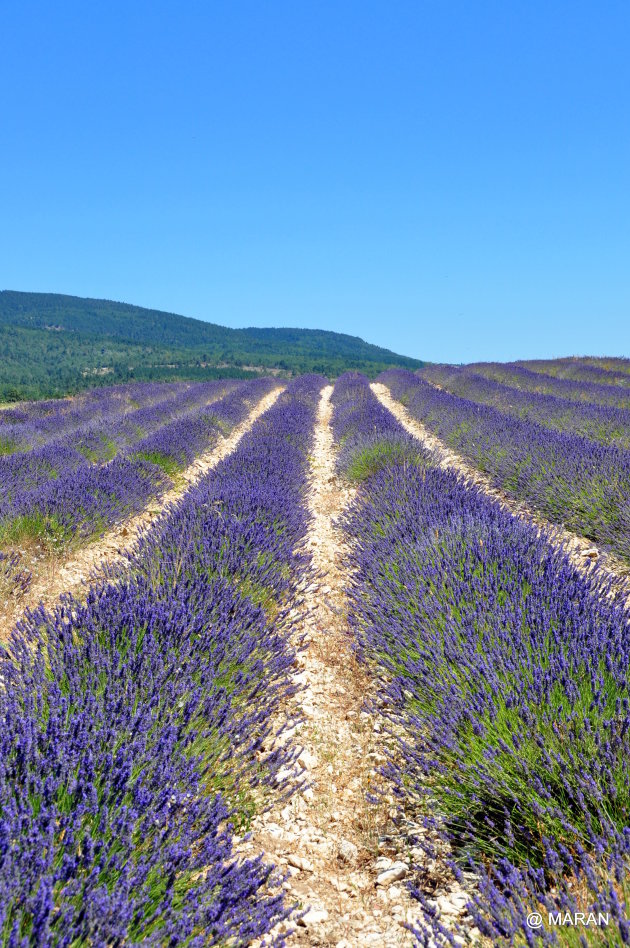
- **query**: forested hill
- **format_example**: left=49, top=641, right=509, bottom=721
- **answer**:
left=0, top=291, right=423, bottom=400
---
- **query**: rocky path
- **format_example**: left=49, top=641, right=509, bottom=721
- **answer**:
left=372, top=381, right=630, bottom=607
left=247, top=385, right=420, bottom=947
left=0, top=386, right=284, bottom=640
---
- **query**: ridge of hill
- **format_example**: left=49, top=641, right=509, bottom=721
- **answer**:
left=0, top=290, right=423, bottom=400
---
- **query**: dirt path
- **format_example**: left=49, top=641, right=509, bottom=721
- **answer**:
left=0, top=387, right=284, bottom=639
left=246, top=385, right=421, bottom=947
left=372, top=381, right=630, bottom=607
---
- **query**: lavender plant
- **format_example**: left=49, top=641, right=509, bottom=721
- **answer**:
left=332, top=372, right=423, bottom=480
left=578, top=356, right=630, bottom=377
left=0, top=379, right=234, bottom=494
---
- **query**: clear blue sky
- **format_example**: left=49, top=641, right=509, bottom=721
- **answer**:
left=1, top=1, right=628, bottom=363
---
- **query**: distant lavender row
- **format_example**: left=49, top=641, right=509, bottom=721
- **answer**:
left=578, top=355, right=630, bottom=375
left=521, top=356, right=630, bottom=388
left=0, top=380, right=195, bottom=455
left=0, top=380, right=235, bottom=500
left=421, top=363, right=630, bottom=448
left=0, top=375, right=324, bottom=944
left=0, top=381, right=179, bottom=428
left=382, top=368, right=630, bottom=563
left=108, top=380, right=239, bottom=455
left=465, top=361, right=630, bottom=410
left=332, top=371, right=419, bottom=478
left=333, top=373, right=630, bottom=945
left=0, top=379, right=275, bottom=548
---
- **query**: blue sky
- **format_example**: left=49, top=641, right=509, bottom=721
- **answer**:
left=1, top=1, right=628, bottom=363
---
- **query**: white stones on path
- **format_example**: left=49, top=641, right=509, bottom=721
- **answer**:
left=376, top=862, right=408, bottom=886
left=249, top=385, right=423, bottom=946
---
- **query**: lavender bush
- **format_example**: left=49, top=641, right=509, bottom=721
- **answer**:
left=0, top=375, right=324, bottom=944
left=333, top=373, right=630, bottom=945
left=578, top=356, right=630, bottom=376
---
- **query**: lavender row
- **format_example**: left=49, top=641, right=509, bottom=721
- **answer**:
left=463, top=361, right=630, bottom=410
left=0, top=379, right=275, bottom=549
left=580, top=356, right=630, bottom=376
left=332, top=371, right=421, bottom=478
left=381, top=368, right=630, bottom=564
left=420, top=363, right=630, bottom=448
left=101, top=379, right=239, bottom=457
left=333, top=373, right=630, bottom=945
left=0, top=375, right=324, bottom=944
left=0, top=380, right=195, bottom=455
left=0, top=380, right=235, bottom=503
left=521, top=357, right=630, bottom=388
left=0, top=381, right=183, bottom=437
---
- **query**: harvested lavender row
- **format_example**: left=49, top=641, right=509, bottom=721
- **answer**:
left=332, top=372, right=630, bottom=945
left=0, top=378, right=275, bottom=549
left=0, top=374, right=324, bottom=944
left=466, top=361, right=630, bottom=410
left=420, top=363, right=630, bottom=448
left=381, top=368, right=630, bottom=564
left=0, top=380, right=195, bottom=455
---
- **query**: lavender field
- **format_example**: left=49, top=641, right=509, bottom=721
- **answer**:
left=1, top=359, right=630, bottom=945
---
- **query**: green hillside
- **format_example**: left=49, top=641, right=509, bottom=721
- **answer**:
left=0, top=291, right=423, bottom=400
